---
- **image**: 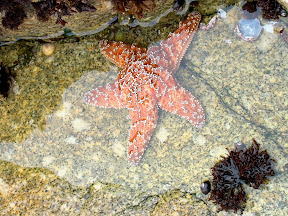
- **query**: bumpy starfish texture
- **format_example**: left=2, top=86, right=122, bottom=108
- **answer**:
left=84, top=11, right=205, bottom=165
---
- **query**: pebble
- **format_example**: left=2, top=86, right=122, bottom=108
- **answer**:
left=200, top=180, right=211, bottom=195
left=72, top=118, right=90, bottom=132
left=42, top=43, right=56, bottom=56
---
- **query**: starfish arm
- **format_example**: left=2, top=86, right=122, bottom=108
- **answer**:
left=147, top=11, right=201, bottom=73
left=83, top=82, right=126, bottom=108
left=127, top=96, right=158, bottom=166
left=158, top=85, right=205, bottom=128
left=84, top=12, right=204, bottom=165
left=100, top=40, right=147, bottom=68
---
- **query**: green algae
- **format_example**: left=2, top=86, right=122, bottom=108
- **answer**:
left=0, top=160, right=86, bottom=215
left=0, top=4, right=194, bottom=143
left=0, top=160, right=211, bottom=215
left=0, top=40, right=111, bottom=143
left=0, top=12, right=183, bottom=142
left=152, top=189, right=210, bottom=215
left=0, top=0, right=240, bottom=142
left=95, top=12, right=183, bottom=48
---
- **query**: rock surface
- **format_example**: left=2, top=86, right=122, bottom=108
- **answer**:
left=0, top=0, right=174, bottom=43
left=0, top=4, right=288, bottom=215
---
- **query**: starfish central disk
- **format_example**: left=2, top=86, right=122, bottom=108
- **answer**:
left=83, top=11, right=205, bottom=165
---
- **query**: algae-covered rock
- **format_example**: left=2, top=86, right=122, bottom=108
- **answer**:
left=0, top=39, right=110, bottom=142
left=0, top=160, right=211, bottom=215
left=0, top=160, right=86, bottom=215
left=152, top=189, right=210, bottom=215
left=0, top=0, right=174, bottom=43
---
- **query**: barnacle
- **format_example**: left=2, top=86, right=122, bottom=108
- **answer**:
left=209, top=139, right=276, bottom=213
left=111, top=0, right=156, bottom=20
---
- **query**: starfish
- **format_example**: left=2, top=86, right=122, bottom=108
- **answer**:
left=83, top=11, right=205, bottom=165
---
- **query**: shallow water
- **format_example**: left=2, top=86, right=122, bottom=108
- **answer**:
left=0, top=4, right=287, bottom=215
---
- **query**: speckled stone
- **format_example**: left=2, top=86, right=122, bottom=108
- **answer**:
left=152, top=189, right=211, bottom=215
left=0, top=4, right=287, bottom=216
left=0, top=160, right=86, bottom=215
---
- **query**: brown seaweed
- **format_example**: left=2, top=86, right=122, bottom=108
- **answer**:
left=209, top=139, right=276, bottom=213
left=243, top=0, right=284, bottom=20
left=0, top=0, right=96, bottom=29
left=32, top=0, right=96, bottom=26
left=257, top=0, right=283, bottom=20
left=111, top=0, right=156, bottom=20
left=0, top=0, right=28, bottom=29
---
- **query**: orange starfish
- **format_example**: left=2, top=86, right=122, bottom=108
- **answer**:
left=83, top=11, right=205, bottom=165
